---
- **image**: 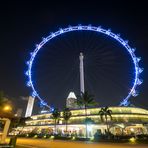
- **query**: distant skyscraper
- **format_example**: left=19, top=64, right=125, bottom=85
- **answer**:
left=25, top=96, right=35, bottom=117
left=66, top=92, right=78, bottom=109
left=15, top=108, right=23, bottom=117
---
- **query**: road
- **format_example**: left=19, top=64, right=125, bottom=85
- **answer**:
left=14, top=138, right=148, bottom=148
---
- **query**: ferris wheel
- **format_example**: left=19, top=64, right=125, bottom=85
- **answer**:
left=25, top=25, right=143, bottom=109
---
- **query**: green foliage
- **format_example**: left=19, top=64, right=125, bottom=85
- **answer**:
left=51, top=108, right=60, bottom=133
left=77, top=91, right=97, bottom=108
left=63, top=108, right=72, bottom=121
left=84, top=117, right=94, bottom=124
left=99, top=106, right=112, bottom=134
left=11, top=117, right=31, bottom=129
left=77, top=91, right=97, bottom=138
left=18, top=117, right=29, bottom=127
left=51, top=108, right=60, bottom=120
left=63, top=108, right=72, bottom=132
left=99, top=106, right=112, bottom=122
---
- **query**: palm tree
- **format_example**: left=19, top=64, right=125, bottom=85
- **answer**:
left=84, top=117, right=94, bottom=138
left=51, top=108, right=60, bottom=134
left=99, top=106, right=112, bottom=134
left=77, top=91, right=97, bottom=138
left=18, top=117, right=31, bottom=134
left=9, top=117, right=31, bottom=135
left=85, top=117, right=94, bottom=124
left=63, top=108, right=72, bottom=133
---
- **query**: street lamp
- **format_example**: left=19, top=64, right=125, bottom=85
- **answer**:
left=3, top=105, right=12, bottom=112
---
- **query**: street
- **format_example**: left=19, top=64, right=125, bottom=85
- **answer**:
left=13, top=138, right=148, bottom=148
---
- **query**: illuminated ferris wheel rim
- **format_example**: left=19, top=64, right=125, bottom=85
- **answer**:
left=25, top=25, right=143, bottom=108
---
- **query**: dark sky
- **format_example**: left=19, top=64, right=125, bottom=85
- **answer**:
left=0, top=0, right=148, bottom=115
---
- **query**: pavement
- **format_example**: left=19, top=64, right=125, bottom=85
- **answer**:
left=14, top=138, right=148, bottom=148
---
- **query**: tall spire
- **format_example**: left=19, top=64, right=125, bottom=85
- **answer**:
left=79, top=52, right=85, bottom=93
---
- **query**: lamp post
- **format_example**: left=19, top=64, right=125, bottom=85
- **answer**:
left=3, top=105, right=12, bottom=112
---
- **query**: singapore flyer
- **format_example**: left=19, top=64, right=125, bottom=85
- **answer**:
left=25, top=25, right=143, bottom=109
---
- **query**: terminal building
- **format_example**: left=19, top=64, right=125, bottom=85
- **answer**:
left=15, top=106, right=148, bottom=137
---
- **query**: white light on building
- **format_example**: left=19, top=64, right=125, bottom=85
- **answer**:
left=25, top=96, right=35, bottom=117
left=79, top=52, right=85, bottom=93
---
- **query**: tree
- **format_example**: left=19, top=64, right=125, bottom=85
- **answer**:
left=84, top=117, right=94, bottom=138
left=99, top=106, right=112, bottom=134
left=77, top=91, right=97, bottom=138
left=84, top=117, right=94, bottom=124
left=51, top=108, right=60, bottom=134
left=0, top=91, right=13, bottom=118
left=63, top=108, right=72, bottom=133
left=16, top=117, right=31, bottom=134
left=77, top=91, right=97, bottom=116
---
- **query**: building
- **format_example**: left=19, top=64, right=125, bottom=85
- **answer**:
left=25, top=96, right=35, bottom=117
left=15, top=106, right=148, bottom=137
left=66, top=92, right=78, bottom=109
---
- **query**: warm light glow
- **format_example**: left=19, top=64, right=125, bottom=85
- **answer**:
left=50, top=135, right=54, bottom=139
left=3, top=105, right=12, bottom=112
left=130, top=128, right=134, bottom=132
left=34, top=135, right=38, bottom=138
left=72, top=136, right=76, bottom=140
left=129, top=137, right=136, bottom=143
left=90, top=137, right=94, bottom=141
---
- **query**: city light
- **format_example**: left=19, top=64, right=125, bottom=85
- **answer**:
left=34, top=135, right=38, bottom=138
left=72, top=136, right=76, bottom=140
left=130, top=128, right=134, bottom=132
left=50, top=135, right=54, bottom=139
left=129, top=137, right=136, bottom=143
left=87, top=125, right=93, bottom=132
left=3, top=105, right=12, bottom=112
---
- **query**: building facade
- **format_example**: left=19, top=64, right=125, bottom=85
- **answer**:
left=66, top=92, right=78, bottom=109
left=16, top=107, right=148, bottom=137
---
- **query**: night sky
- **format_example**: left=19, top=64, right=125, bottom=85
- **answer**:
left=0, top=0, right=148, bottom=115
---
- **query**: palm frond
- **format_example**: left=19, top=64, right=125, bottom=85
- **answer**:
left=99, top=107, right=112, bottom=122
left=63, top=108, right=72, bottom=121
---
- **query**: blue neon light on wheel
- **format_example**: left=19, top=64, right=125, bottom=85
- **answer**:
left=25, top=25, right=143, bottom=108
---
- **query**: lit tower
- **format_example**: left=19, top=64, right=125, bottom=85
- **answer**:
left=79, top=52, right=85, bottom=93
left=25, top=96, right=35, bottom=117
